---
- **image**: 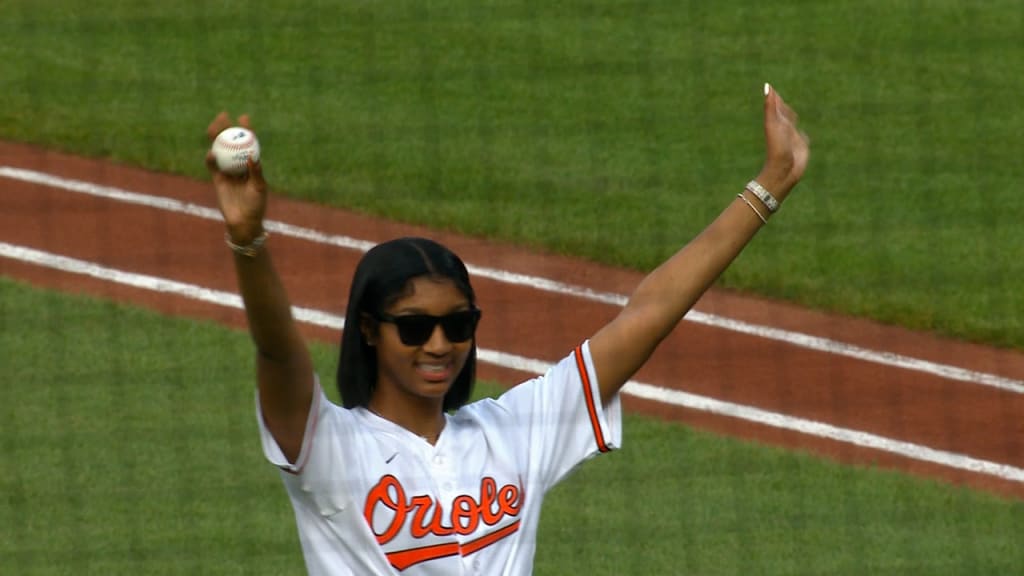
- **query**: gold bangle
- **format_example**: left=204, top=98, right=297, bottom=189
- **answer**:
left=736, top=193, right=768, bottom=224
left=225, top=231, right=269, bottom=257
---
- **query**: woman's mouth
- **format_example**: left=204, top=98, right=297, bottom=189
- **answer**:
left=416, top=361, right=452, bottom=382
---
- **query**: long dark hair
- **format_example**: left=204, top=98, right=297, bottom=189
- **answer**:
left=337, top=237, right=478, bottom=411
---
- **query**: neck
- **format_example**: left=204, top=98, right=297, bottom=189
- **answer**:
left=368, top=396, right=446, bottom=445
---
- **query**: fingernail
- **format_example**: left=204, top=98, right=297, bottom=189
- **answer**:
left=764, top=83, right=771, bottom=96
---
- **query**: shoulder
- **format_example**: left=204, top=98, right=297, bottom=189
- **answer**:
left=450, top=395, right=508, bottom=425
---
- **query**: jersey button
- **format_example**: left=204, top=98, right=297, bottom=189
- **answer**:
left=443, top=482, right=453, bottom=491
left=432, top=455, right=444, bottom=466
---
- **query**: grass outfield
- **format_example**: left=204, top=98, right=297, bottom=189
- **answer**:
left=3, top=280, right=1023, bottom=575
left=1, top=1, right=1022, bottom=347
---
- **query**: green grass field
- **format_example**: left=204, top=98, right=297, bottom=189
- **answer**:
left=1, top=0, right=1022, bottom=347
left=3, top=278, right=1023, bottom=575
left=2, top=1, right=1024, bottom=574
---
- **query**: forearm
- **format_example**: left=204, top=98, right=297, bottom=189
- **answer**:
left=206, top=113, right=314, bottom=462
left=232, top=245, right=307, bottom=366
left=590, top=84, right=809, bottom=403
left=628, top=192, right=765, bottom=336
left=590, top=191, right=768, bottom=396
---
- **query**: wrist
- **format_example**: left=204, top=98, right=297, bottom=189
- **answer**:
left=745, top=179, right=780, bottom=215
left=225, top=224, right=265, bottom=246
left=225, top=230, right=269, bottom=258
left=753, top=171, right=789, bottom=201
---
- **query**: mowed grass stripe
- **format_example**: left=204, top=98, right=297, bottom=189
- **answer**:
left=0, top=0, right=1022, bottom=346
left=2, top=279, right=1023, bottom=575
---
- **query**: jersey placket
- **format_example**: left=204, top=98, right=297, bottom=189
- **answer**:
left=423, top=434, right=484, bottom=574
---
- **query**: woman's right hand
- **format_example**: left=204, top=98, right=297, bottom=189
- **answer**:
left=206, top=112, right=268, bottom=244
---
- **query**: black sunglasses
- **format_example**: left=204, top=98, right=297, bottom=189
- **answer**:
left=373, top=308, right=482, bottom=347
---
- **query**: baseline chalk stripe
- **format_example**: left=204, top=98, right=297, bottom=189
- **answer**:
left=623, top=382, right=1024, bottom=483
left=2, top=166, right=1024, bottom=397
left=1, top=240, right=1022, bottom=485
left=0, top=167, right=377, bottom=252
left=0, top=242, right=343, bottom=330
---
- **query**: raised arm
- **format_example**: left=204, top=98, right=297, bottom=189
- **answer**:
left=589, top=85, right=810, bottom=404
left=206, top=113, right=314, bottom=463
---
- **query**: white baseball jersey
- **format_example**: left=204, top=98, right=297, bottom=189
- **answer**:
left=257, top=341, right=622, bottom=575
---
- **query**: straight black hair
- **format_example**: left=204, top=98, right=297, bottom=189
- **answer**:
left=337, top=237, right=478, bottom=411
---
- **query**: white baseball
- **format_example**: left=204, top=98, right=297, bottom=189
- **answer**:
left=212, top=127, right=261, bottom=175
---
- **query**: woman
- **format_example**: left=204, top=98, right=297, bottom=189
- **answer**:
left=206, top=83, right=809, bottom=575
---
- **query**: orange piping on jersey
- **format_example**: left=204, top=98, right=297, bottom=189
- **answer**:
left=575, top=345, right=610, bottom=453
left=385, top=520, right=522, bottom=571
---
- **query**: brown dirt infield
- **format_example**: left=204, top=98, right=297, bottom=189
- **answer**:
left=2, top=140, right=1022, bottom=499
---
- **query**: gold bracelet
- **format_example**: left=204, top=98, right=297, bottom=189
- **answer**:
left=736, top=193, right=768, bottom=224
left=225, top=231, right=269, bottom=257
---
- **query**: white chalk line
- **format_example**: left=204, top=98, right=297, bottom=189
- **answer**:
left=3, top=165, right=1023, bottom=396
left=2, top=240, right=1022, bottom=485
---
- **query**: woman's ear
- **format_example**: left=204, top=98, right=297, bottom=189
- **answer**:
left=360, top=314, right=378, bottom=346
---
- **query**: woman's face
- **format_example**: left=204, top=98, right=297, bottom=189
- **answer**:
left=368, top=276, right=475, bottom=407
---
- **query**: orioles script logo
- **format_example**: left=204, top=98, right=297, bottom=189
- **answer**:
left=364, top=475, right=523, bottom=570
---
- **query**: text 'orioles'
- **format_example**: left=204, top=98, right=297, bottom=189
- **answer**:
left=365, top=475, right=522, bottom=543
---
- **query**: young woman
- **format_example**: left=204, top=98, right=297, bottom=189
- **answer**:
left=206, top=84, right=809, bottom=575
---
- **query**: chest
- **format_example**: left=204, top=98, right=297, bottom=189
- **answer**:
left=351, top=422, right=529, bottom=572
left=363, top=427, right=522, bottom=531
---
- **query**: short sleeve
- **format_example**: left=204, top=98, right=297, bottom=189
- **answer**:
left=256, top=375, right=366, bottom=520
left=491, top=340, right=622, bottom=491
left=256, top=374, right=333, bottom=475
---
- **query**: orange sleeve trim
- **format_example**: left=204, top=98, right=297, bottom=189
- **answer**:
left=386, top=521, right=522, bottom=571
left=575, top=345, right=610, bottom=454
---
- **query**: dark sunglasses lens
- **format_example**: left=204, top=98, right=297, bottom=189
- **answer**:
left=393, top=316, right=437, bottom=346
left=389, top=310, right=479, bottom=345
left=440, top=310, right=479, bottom=342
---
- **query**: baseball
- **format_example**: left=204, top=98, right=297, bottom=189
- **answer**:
left=212, top=127, right=260, bottom=175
